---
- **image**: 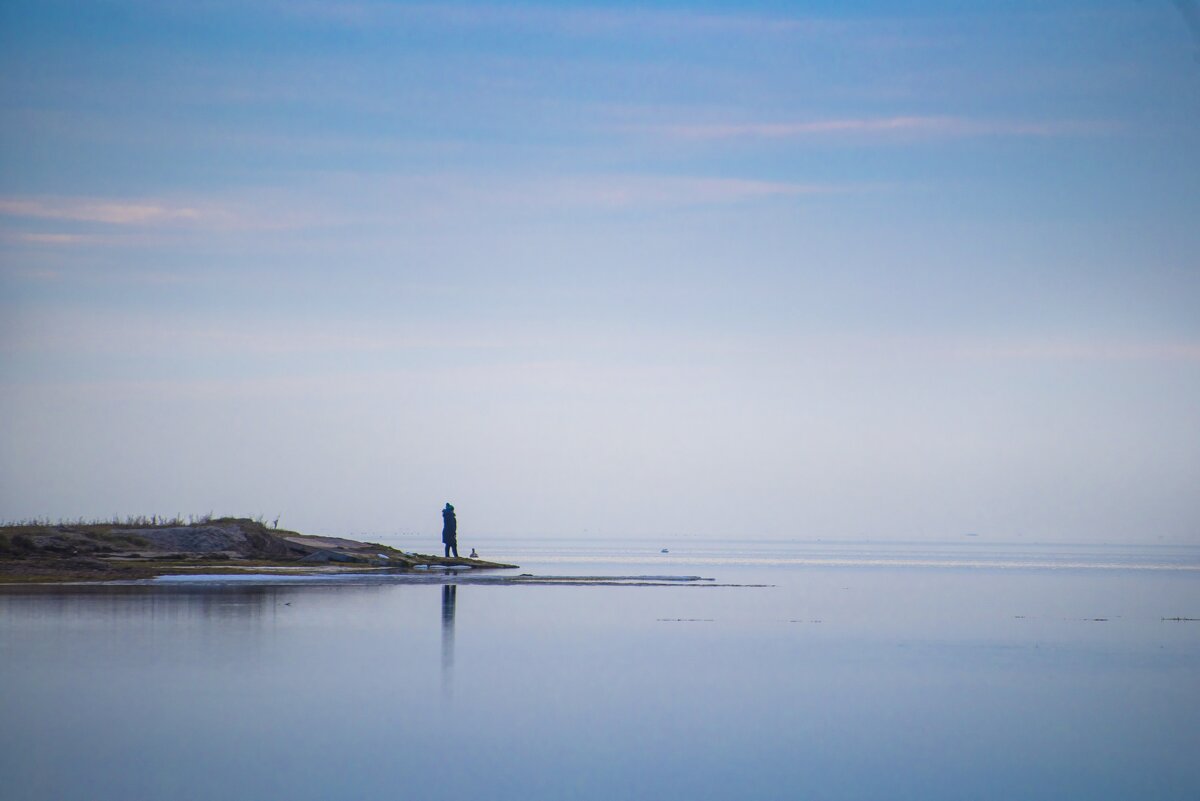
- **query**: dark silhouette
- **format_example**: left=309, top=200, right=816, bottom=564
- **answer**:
left=441, top=503, right=458, bottom=558
left=441, top=583, right=456, bottom=698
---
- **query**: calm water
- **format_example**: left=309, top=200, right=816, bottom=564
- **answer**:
left=2, top=539, right=1198, bottom=801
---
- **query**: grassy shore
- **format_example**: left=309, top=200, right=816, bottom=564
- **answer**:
left=0, top=516, right=515, bottom=583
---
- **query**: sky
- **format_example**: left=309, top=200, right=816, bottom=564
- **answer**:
left=1, top=0, right=1198, bottom=543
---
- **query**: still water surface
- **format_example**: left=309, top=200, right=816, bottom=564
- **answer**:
left=2, top=539, right=1198, bottom=800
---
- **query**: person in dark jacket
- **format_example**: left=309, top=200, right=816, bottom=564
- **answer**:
left=441, top=503, right=458, bottom=558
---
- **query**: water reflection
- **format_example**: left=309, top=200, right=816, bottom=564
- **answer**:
left=441, top=583, right=457, bottom=698
left=2, top=552, right=1198, bottom=801
left=0, top=583, right=296, bottom=623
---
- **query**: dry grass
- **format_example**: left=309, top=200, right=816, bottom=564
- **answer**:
left=0, top=513, right=277, bottom=530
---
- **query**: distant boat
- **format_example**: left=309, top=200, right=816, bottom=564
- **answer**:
left=661, top=548, right=669, bottom=553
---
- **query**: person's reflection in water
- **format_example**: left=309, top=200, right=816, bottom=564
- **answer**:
left=441, top=583, right=456, bottom=699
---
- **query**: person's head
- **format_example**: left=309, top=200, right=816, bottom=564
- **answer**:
left=445, top=503, right=454, bottom=511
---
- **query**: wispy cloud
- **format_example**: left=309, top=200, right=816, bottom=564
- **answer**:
left=644, top=116, right=1114, bottom=141
left=271, top=1, right=848, bottom=38
left=5, top=232, right=92, bottom=245
left=486, top=175, right=838, bottom=210
left=0, top=307, right=510, bottom=358
left=0, top=193, right=333, bottom=243
left=0, top=197, right=205, bottom=226
left=948, top=340, right=1200, bottom=364
left=7, top=268, right=63, bottom=282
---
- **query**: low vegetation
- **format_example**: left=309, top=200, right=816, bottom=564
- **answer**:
left=0, top=516, right=513, bottom=583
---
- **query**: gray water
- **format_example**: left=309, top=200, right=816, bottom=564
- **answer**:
left=2, top=539, right=1198, bottom=801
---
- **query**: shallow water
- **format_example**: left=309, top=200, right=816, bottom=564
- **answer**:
left=2, top=540, right=1198, bottom=801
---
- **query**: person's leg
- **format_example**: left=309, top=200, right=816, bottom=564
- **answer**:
left=452, top=543, right=459, bottom=558
left=444, top=544, right=450, bottom=557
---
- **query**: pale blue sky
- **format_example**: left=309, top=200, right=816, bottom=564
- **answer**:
left=1, top=1, right=1198, bottom=542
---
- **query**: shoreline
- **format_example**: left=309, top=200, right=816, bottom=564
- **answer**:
left=0, top=517, right=516, bottom=584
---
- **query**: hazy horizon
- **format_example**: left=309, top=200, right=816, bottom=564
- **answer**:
left=2, top=1, right=1198, bottom=544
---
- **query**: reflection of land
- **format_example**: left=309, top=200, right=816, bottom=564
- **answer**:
left=134, top=573, right=753, bottom=587
left=44, top=573, right=756, bottom=588
left=0, top=583, right=356, bottom=622
left=0, top=574, right=763, bottom=622
left=409, top=574, right=764, bottom=587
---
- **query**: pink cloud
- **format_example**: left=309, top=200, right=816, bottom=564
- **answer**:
left=7, top=232, right=91, bottom=245
left=0, top=197, right=204, bottom=225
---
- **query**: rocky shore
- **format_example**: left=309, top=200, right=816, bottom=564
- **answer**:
left=0, top=517, right=515, bottom=583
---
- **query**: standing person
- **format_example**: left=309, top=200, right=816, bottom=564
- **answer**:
left=441, top=503, right=458, bottom=558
